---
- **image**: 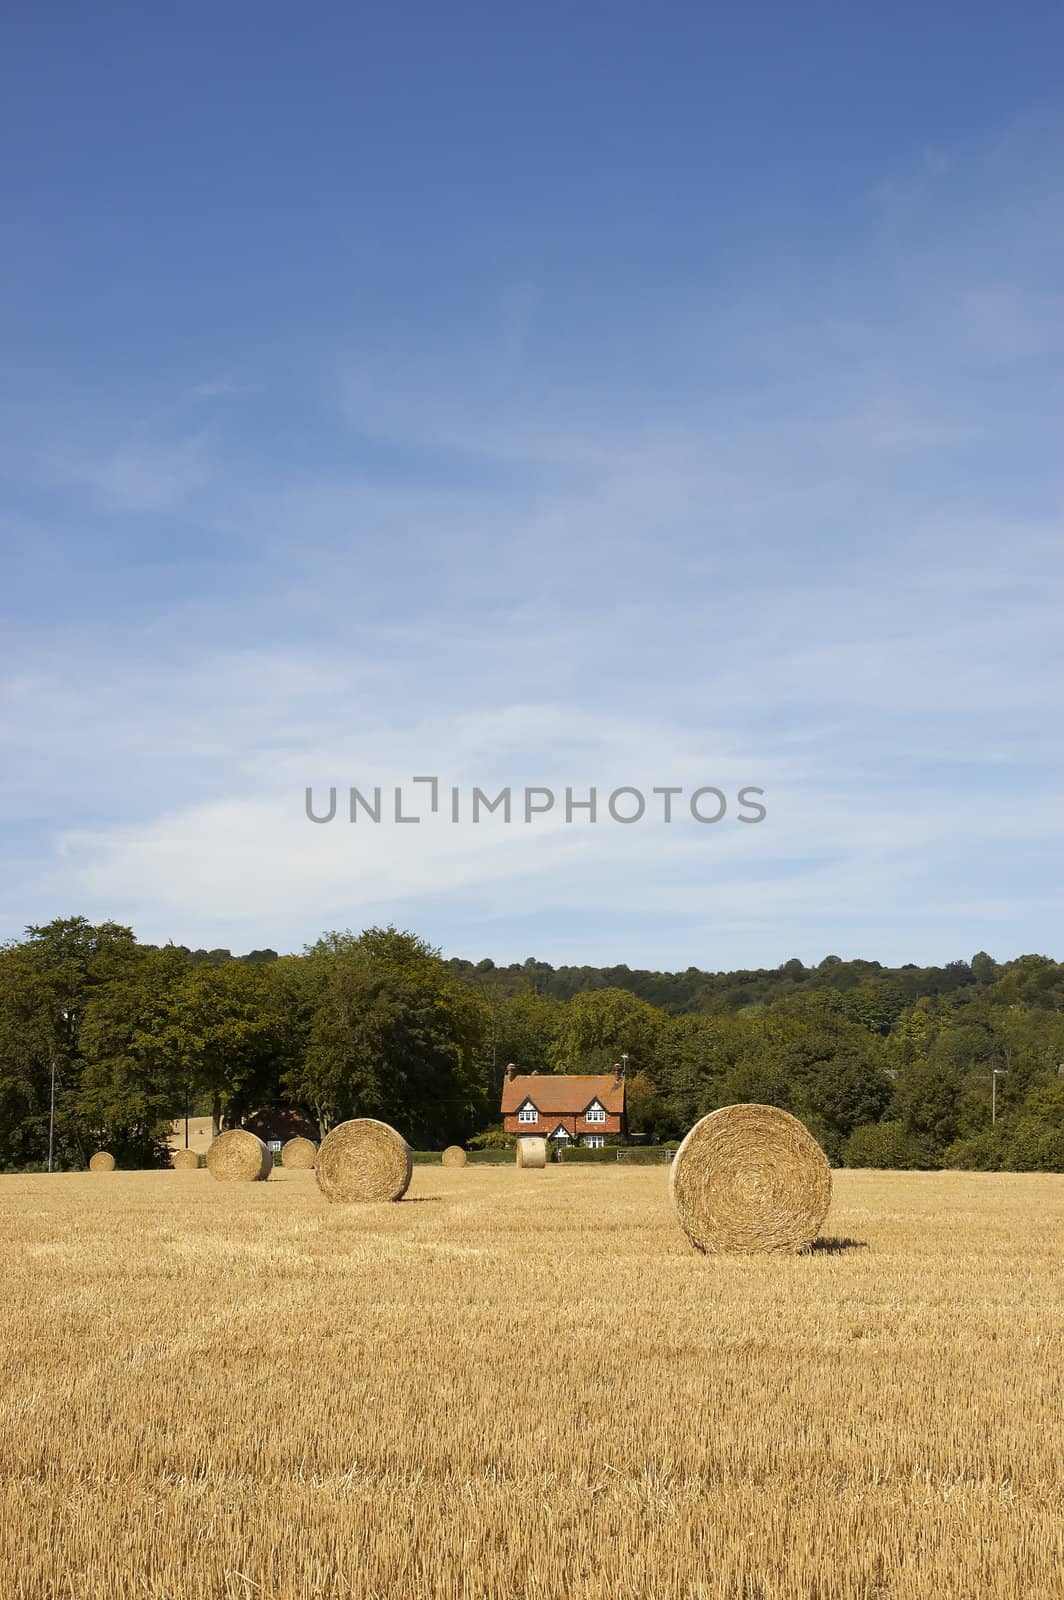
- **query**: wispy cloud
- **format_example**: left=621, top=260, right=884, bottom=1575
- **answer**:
left=2, top=122, right=1062, bottom=964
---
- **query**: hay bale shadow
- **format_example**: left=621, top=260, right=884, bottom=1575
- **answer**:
left=810, top=1236, right=868, bottom=1255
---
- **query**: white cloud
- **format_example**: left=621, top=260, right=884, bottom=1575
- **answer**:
left=3, top=125, right=1063, bottom=963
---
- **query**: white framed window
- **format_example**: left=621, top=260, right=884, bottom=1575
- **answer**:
left=584, top=1135, right=605, bottom=1149
left=585, top=1100, right=606, bottom=1124
left=518, top=1102, right=538, bottom=1124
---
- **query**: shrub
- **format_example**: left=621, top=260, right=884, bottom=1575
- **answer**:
left=842, top=1121, right=936, bottom=1170
left=467, top=1123, right=513, bottom=1150
left=1003, top=1117, right=1064, bottom=1172
left=943, top=1130, right=1005, bottom=1171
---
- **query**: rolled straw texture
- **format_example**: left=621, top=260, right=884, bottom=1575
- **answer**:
left=206, top=1129, right=272, bottom=1183
left=315, top=1118, right=412, bottom=1203
left=669, top=1104, right=831, bottom=1254
left=281, top=1136, right=317, bottom=1169
left=516, top=1136, right=547, bottom=1170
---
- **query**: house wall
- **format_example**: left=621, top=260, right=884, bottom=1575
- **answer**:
left=502, top=1111, right=624, bottom=1138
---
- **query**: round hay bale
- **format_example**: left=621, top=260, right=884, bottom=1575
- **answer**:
left=88, top=1151, right=115, bottom=1172
left=315, top=1118, right=412, bottom=1203
left=171, top=1148, right=202, bottom=1171
left=206, top=1129, right=272, bottom=1183
left=281, top=1135, right=317, bottom=1169
left=441, top=1145, right=467, bottom=1168
left=516, top=1136, right=547, bottom=1170
left=669, top=1104, right=831, bottom=1255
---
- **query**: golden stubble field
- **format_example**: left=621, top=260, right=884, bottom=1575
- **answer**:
left=1, top=1164, right=1061, bottom=1600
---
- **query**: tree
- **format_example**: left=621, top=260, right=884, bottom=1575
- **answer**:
left=0, top=918, right=140, bottom=1169
left=550, top=988, right=665, bottom=1075
left=843, top=1121, right=934, bottom=1169
left=625, top=1072, right=674, bottom=1141
left=971, top=951, right=998, bottom=985
left=77, top=944, right=190, bottom=1165
left=798, top=1053, right=894, bottom=1145
left=485, top=989, right=563, bottom=1098
left=288, top=927, right=491, bottom=1146
left=891, top=1060, right=962, bottom=1158
left=154, top=959, right=291, bottom=1134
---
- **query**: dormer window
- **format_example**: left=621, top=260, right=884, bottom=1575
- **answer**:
left=518, top=1101, right=539, bottom=1124
left=585, top=1099, right=606, bottom=1124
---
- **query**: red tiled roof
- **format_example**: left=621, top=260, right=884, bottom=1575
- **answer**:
left=500, top=1073, right=625, bottom=1116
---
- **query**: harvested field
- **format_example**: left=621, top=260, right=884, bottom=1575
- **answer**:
left=0, top=1166, right=1060, bottom=1599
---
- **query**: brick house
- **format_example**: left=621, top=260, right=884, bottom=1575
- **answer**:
left=500, top=1062, right=626, bottom=1148
left=242, top=1106, right=320, bottom=1153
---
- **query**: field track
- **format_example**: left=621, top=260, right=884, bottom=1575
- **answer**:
left=1, top=1165, right=1061, bottom=1599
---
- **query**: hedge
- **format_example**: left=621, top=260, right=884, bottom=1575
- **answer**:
left=559, top=1145, right=677, bottom=1164
left=412, top=1149, right=515, bottom=1165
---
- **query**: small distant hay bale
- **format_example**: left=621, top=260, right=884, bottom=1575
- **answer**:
left=88, top=1151, right=115, bottom=1172
left=516, top=1136, right=547, bottom=1170
left=171, top=1148, right=202, bottom=1171
left=281, top=1136, right=317, bottom=1169
left=206, top=1129, right=272, bottom=1183
left=441, top=1145, right=467, bottom=1168
left=315, top=1118, right=412, bottom=1203
left=669, top=1104, right=831, bottom=1255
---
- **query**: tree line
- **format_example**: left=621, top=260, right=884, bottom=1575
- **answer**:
left=1, top=917, right=1062, bottom=1171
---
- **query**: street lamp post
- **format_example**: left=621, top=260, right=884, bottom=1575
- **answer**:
left=47, top=1051, right=57, bottom=1174
left=48, top=1008, right=70, bottom=1173
left=992, top=1068, right=1007, bottom=1126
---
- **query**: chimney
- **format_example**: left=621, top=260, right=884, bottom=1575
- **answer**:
left=613, top=1060, right=624, bottom=1081
left=505, top=1062, right=517, bottom=1082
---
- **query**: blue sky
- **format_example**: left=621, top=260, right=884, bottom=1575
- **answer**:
left=2, top=3, right=1062, bottom=968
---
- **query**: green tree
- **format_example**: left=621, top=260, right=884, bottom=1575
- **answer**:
left=77, top=944, right=190, bottom=1165
left=155, top=959, right=292, bottom=1134
left=892, top=1060, right=962, bottom=1159
left=550, top=988, right=665, bottom=1075
left=844, top=1121, right=935, bottom=1169
left=0, top=918, right=139, bottom=1169
left=289, top=927, right=490, bottom=1146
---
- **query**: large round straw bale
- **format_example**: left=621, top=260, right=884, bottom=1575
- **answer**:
left=516, top=1136, right=547, bottom=1170
left=206, top=1129, right=272, bottom=1183
left=669, top=1104, right=831, bottom=1254
left=315, top=1118, right=412, bottom=1203
left=171, top=1148, right=202, bottom=1171
left=281, top=1135, right=317, bottom=1169
left=441, top=1145, right=467, bottom=1168
left=88, top=1151, right=115, bottom=1172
